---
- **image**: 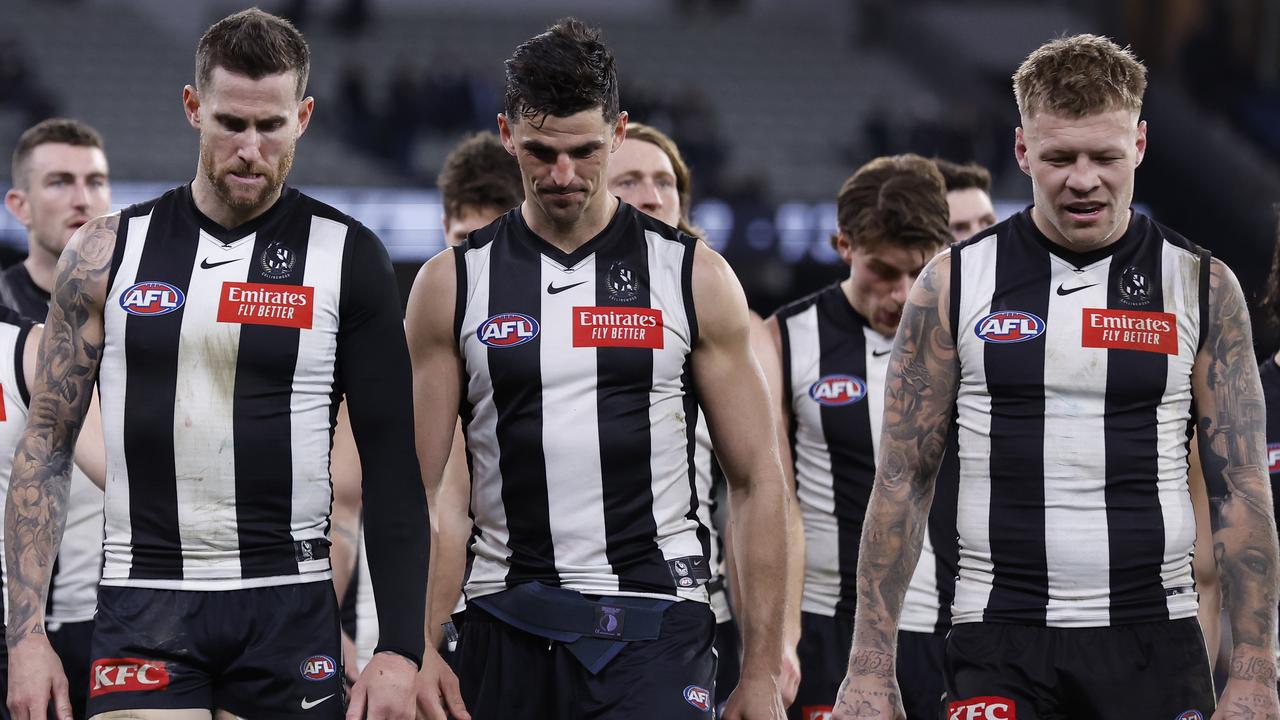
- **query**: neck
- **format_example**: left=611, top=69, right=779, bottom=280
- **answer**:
left=191, top=172, right=280, bottom=230
left=22, top=244, right=57, bottom=294
left=1030, top=205, right=1131, bottom=254
left=522, top=194, right=619, bottom=255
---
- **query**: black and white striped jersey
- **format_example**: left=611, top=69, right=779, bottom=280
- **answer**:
left=777, top=284, right=959, bottom=632
left=0, top=305, right=35, bottom=630
left=1259, top=356, right=1280, bottom=662
left=692, top=414, right=731, bottom=623
left=455, top=203, right=711, bottom=603
left=98, top=184, right=416, bottom=591
left=950, top=208, right=1207, bottom=627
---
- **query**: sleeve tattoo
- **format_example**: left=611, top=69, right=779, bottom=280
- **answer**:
left=1195, top=259, right=1279, bottom=681
left=4, top=215, right=114, bottom=648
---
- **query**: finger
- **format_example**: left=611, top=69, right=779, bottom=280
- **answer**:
left=52, top=677, right=74, bottom=720
left=441, top=672, right=471, bottom=720
left=345, top=681, right=368, bottom=720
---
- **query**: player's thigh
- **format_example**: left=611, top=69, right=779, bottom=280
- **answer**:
left=453, top=608, right=555, bottom=720
left=944, top=623, right=1063, bottom=720
left=89, top=710, right=212, bottom=720
left=896, top=629, right=946, bottom=720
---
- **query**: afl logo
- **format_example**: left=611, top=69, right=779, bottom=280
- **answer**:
left=299, top=654, right=336, bottom=681
left=1175, top=712, right=1204, bottom=720
left=975, top=310, right=1046, bottom=344
left=808, top=374, right=867, bottom=406
left=683, top=685, right=711, bottom=712
left=1268, top=442, right=1280, bottom=474
left=119, top=281, right=185, bottom=316
left=477, top=313, right=539, bottom=348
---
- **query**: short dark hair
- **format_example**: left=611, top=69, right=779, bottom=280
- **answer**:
left=196, top=8, right=310, bottom=100
left=504, top=18, right=619, bottom=125
left=834, top=154, right=952, bottom=253
left=11, top=118, right=104, bottom=189
left=933, top=158, right=992, bottom=194
left=437, top=133, right=524, bottom=222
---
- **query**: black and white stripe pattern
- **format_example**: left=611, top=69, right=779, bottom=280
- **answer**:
left=950, top=209, right=1206, bottom=627
left=0, top=308, right=33, bottom=628
left=99, top=185, right=354, bottom=590
left=457, top=204, right=710, bottom=603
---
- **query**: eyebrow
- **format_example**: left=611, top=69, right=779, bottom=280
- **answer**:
left=521, top=139, right=605, bottom=155
left=213, top=112, right=287, bottom=127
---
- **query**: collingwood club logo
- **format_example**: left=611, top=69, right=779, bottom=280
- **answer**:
left=1117, top=266, right=1151, bottom=306
left=260, top=240, right=296, bottom=280
left=606, top=261, right=639, bottom=302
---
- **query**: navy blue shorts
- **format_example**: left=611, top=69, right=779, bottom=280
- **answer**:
left=944, top=619, right=1215, bottom=720
left=456, top=600, right=717, bottom=719
left=87, top=583, right=344, bottom=718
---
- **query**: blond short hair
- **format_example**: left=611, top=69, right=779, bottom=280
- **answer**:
left=1013, top=34, right=1147, bottom=119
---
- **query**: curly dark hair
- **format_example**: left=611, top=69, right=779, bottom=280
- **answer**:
left=504, top=18, right=619, bottom=125
left=833, top=154, right=952, bottom=253
left=437, top=133, right=524, bottom=221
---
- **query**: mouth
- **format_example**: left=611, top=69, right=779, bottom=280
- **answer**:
left=227, top=171, right=266, bottom=186
left=67, top=219, right=89, bottom=231
left=1063, top=201, right=1106, bottom=222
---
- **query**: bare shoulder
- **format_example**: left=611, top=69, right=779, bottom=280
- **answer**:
left=65, top=213, right=120, bottom=275
left=690, top=240, right=750, bottom=338
left=405, top=246, right=458, bottom=346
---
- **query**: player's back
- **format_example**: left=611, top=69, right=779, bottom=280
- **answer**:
left=98, top=183, right=374, bottom=590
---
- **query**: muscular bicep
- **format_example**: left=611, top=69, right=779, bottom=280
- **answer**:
left=405, top=248, right=464, bottom=490
left=876, top=250, right=958, bottom=492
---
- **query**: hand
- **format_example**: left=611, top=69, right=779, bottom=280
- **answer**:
left=779, top=643, right=802, bottom=707
left=347, top=651, right=418, bottom=720
left=8, top=633, right=73, bottom=720
left=830, top=673, right=905, bottom=720
left=342, top=631, right=361, bottom=688
left=414, top=649, right=470, bottom=720
left=1212, top=676, right=1280, bottom=720
left=721, top=672, right=786, bottom=720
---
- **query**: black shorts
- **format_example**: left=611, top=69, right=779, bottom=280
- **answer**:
left=897, top=629, right=945, bottom=720
left=714, top=617, right=740, bottom=713
left=944, top=619, right=1215, bottom=720
left=88, top=583, right=344, bottom=718
left=48, top=619, right=94, bottom=720
left=456, top=601, right=717, bottom=719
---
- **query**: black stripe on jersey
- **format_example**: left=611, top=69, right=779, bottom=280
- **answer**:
left=123, top=193, right=200, bottom=580
left=930, top=422, right=961, bottom=632
left=486, top=226, right=557, bottom=586
left=949, top=244, right=962, bottom=344
left=680, top=362, right=712, bottom=569
left=779, top=317, right=796, bottom=452
left=1197, top=248, right=1210, bottom=353
left=453, top=242, right=470, bottom=343
left=233, top=207, right=311, bottom=579
left=13, top=323, right=30, bottom=406
left=595, top=227, right=672, bottom=594
left=1103, top=233, right=1170, bottom=622
left=982, top=229, right=1051, bottom=623
left=815, top=290, right=876, bottom=616
left=107, top=199, right=160, bottom=295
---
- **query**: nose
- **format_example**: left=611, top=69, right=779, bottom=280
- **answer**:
left=1065, top=156, right=1100, bottom=194
left=891, top=275, right=913, bottom=305
left=70, top=180, right=90, bottom=210
left=549, top=153, right=576, bottom=188
left=236, top=127, right=264, bottom=165
left=640, top=180, right=664, bottom=211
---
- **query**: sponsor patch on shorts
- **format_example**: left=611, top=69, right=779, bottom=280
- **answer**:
left=1081, top=308, right=1177, bottom=355
left=683, top=684, right=711, bottom=712
left=90, top=658, right=170, bottom=697
left=572, top=306, right=663, bottom=349
left=948, top=696, right=1016, bottom=720
left=217, top=282, right=315, bottom=329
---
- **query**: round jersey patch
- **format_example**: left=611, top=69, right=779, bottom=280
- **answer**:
left=683, top=685, right=711, bottom=712
left=974, top=310, right=1046, bottom=344
left=477, top=313, right=540, bottom=348
left=119, top=281, right=185, bottom=317
left=808, top=374, right=867, bottom=406
left=1175, top=712, right=1204, bottom=720
left=299, top=654, right=337, bottom=681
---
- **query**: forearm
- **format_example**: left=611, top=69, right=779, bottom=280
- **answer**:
left=4, top=440, right=74, bottom=645
left=1214, top=482, right=1279, bottom=680
left=783, top=491, right=804, bottom=649
left=425, top=512, right=467, bottom=648
left=729, top=469, right=789, bottom=677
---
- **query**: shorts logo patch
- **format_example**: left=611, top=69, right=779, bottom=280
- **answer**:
left=683, top=685, right=711, bottom=712
left=572, top=306, right=664, bottom=349
left=808, top=374, right=867, bottom=406
left=217, top=282, right=315, bottom=329
left=120, top=281, right=185, bottom=317
left=1081, top=308, right=1177, bottom=355
left=477, top=313, right=539, bottom=348
left=1175, top=712, right=1204, bottom=720
left=802, top=706, right=833, bottom=720
left=948, top=696, right=1016, bottom=720
left=300, top=654, right=337, bottom=681
left=90, top=658, right=170, bottom=697
left=1267, top=442, right=1280, bottom=474
left=594, top=605, right=625, bottom=637
left=974, top=311, right=1045, bottom=344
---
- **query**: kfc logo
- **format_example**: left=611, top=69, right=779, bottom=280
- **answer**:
left=948, top=697, right=1016, bottom=720
left=802, top=706, right=833, bottom=720
left=90, top=658, right=170, bottom=697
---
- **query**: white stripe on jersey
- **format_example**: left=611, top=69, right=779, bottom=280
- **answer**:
left=290, top=217, right=348, bottom=576
left=355, top=526, right=377, bottom=671
left=101, top=210, right=151, bottom=579
left=0, top=322, right=27, bottom=625
left=172, top=231, right=256, bottom=580
left=1042, top=255, right=1112, bottom=625
left=951, top=234, right=998, bottom=623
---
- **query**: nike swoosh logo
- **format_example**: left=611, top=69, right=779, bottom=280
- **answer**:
left=200, top=257, right=242, bottom=270
left=872, top=349, right=891, bottom=357
left=547, top=281, right=586, bottom=295
left=300, top=695, right=335, bottom=710
left=1055, top=283, right=1097, bottom=296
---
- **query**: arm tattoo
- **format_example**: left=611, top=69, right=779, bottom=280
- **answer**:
left=850, top=254, right=959, bottom=660
left=4, top=216, right=114, bottom=649
left=1195, top=259, right=1279, bottom=670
